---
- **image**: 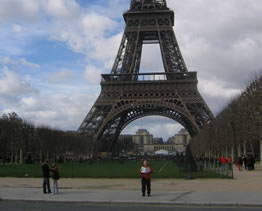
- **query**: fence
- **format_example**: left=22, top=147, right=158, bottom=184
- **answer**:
left=196, top=160, right=233, bottom=178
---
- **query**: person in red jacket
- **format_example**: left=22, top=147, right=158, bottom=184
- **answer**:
left=221, top=156, right=226, bottom=165
left=139, top=160, right=152, bottom=196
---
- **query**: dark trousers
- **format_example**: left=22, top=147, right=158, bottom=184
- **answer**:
left=43, top=177, right=51, bottom=193
left=141, top=177, right=151, bottom=195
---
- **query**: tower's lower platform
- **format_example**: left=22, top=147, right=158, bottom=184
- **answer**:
left=78, top=72, right=213, bottom=153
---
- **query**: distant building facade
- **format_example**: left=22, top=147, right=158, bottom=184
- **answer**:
left=118, top=129, right=190, bottom=155
left=118, top=134, right=133, bottom=145
left=132, top=129, right=153, bottom=145
left=167, top=129, right=191, bottom=153
left=118, top=128, right=190, bottom=155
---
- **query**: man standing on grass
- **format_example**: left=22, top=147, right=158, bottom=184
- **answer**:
left=139, top=160, right=152, bottom=197
left=41, top=160, right=51, bottom=194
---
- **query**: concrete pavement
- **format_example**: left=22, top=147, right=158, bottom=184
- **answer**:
left=1, top=187, right=262, bottom=207
left=0, top=166, right=262, bottom=207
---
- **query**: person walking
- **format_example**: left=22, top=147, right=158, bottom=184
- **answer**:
left=247, top=155, right=252, bottom=171
left=250, top=155, right=255, bottom=171
left=51, top=163, right=60, bottom=195
left=41, top=160, right=51, bottom=194
left=243, top=155, right=247, bottom=170
left=139, top=160, right=152, bottom=197
left=227, top=156, right=232, bottom=170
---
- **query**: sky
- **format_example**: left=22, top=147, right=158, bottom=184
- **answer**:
left=0, top=0, right=261, bottom=141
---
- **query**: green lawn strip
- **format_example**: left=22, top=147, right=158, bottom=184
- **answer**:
left=0, top=164, right=42, bottom=177
left=0, top=161, right=230, bottom=179
left=60, top=161, right=142, bottom=178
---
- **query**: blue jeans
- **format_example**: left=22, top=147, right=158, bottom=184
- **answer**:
left=53, top=179, right=59, bottom=194
left=43, top=177, right=51, bottom=193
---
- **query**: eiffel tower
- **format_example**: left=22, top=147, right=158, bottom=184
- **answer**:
left=78, top=0, right=214, bottom=154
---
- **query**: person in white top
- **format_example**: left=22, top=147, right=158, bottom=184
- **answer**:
left=139, top=160, right=152, bottom=196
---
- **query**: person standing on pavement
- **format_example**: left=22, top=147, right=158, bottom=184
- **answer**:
left=51, top=163, right=60, bottom=195
left=227, top=156, right=232, bottom=170
left=41, top=160, right=51, bottom=194
left=243, top=155, right=247, bottom=170
left=139, top=160, right=152, bottom=197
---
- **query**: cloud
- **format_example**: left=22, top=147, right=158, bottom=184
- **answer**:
left=11, top=92, right=98, bottom=130
left=82, top=13, right=118, bottom=39
left=0, top=66, right=38, bottom=96
left=168, top=0, right=262, bottom=85
left=0, top=0, right=80, bottom=22
left=0, top=23, right=46, bottom=56
left=0, top=0, right=40, bottom=22
left=0, top=56, right=40, bottom=69
left=47, top=69, right=75, bottom=83
left=0, top=66, right=39, bottom=109
left=140, top=44, right=165, bottom=73
left=47, top=12, right=121, bottom=66
left=0, top=56, right=12, bottom=65
left=88, top=33, right=122, bottom=65
left=19, top=58, right=40, bottom=69
left=12, top=24, right=23, bottom=33
left=43, top=0, right=80, bottom=19
left=198, top=79, right=242, bottom=114
left=84, top=65, right=103, bottom=84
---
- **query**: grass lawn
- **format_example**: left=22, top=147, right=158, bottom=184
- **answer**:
left=0, top=160, right=229, bottom=179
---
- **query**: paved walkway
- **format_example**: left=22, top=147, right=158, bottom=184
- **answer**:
left=1, top=187, right=262, bottom=207
left=0, top=166, right=262, bottom=206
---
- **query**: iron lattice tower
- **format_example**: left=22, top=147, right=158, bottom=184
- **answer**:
left=78, top=0, right=214, bottom=153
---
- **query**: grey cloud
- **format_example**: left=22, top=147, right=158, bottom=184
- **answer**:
left=9, top=93, right=98, bottom=131
left=0, top=0, right=40, bottom=23
left=169, top=0, right=262, bottom=86
left=47, top=69, right=76, bottom=84
left=0, top=67, right=38, bottom=96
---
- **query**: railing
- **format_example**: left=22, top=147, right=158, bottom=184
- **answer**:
left=130, top=0, right=167, bottom=11
left=196, top=161, right=233, bottom=178
left=101, top=72, right=197, bottom=83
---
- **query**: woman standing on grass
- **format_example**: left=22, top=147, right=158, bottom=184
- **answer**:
left=139, top=160, right=152, bottom=197
left=51, top=163, right=60, bottom=195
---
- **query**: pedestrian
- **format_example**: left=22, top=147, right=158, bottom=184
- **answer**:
left=243, top=155, right=247, bottom=170
left=51, top=163, right=60, bottom=195
left=247, top=156, right=252, bottom=171
left=236, top=157, right=243, bottom=171
left=227, top=156, right=232, bottom=170
left=139, top=160, right=152, bottom=197
left=41, top=160, right=51, bottom=194
left=250, top=155, right=255, bottom=171
left=221, top=155, right=226, bottom=165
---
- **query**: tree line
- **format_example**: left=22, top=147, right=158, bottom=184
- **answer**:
left=0, top=112, right=92, bottom=164
left=190, top=73, right=262, bottom=161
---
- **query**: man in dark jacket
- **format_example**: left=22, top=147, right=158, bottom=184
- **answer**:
left=42, top=160, right=51, bottom=194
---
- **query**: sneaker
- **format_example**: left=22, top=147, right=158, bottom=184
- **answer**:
left=142, top=193, right=145, bottom=197
left=148, top=194, right=151, bottom=197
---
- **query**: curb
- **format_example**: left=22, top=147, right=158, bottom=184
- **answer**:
left=1, top=198, right=262, bottom=208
